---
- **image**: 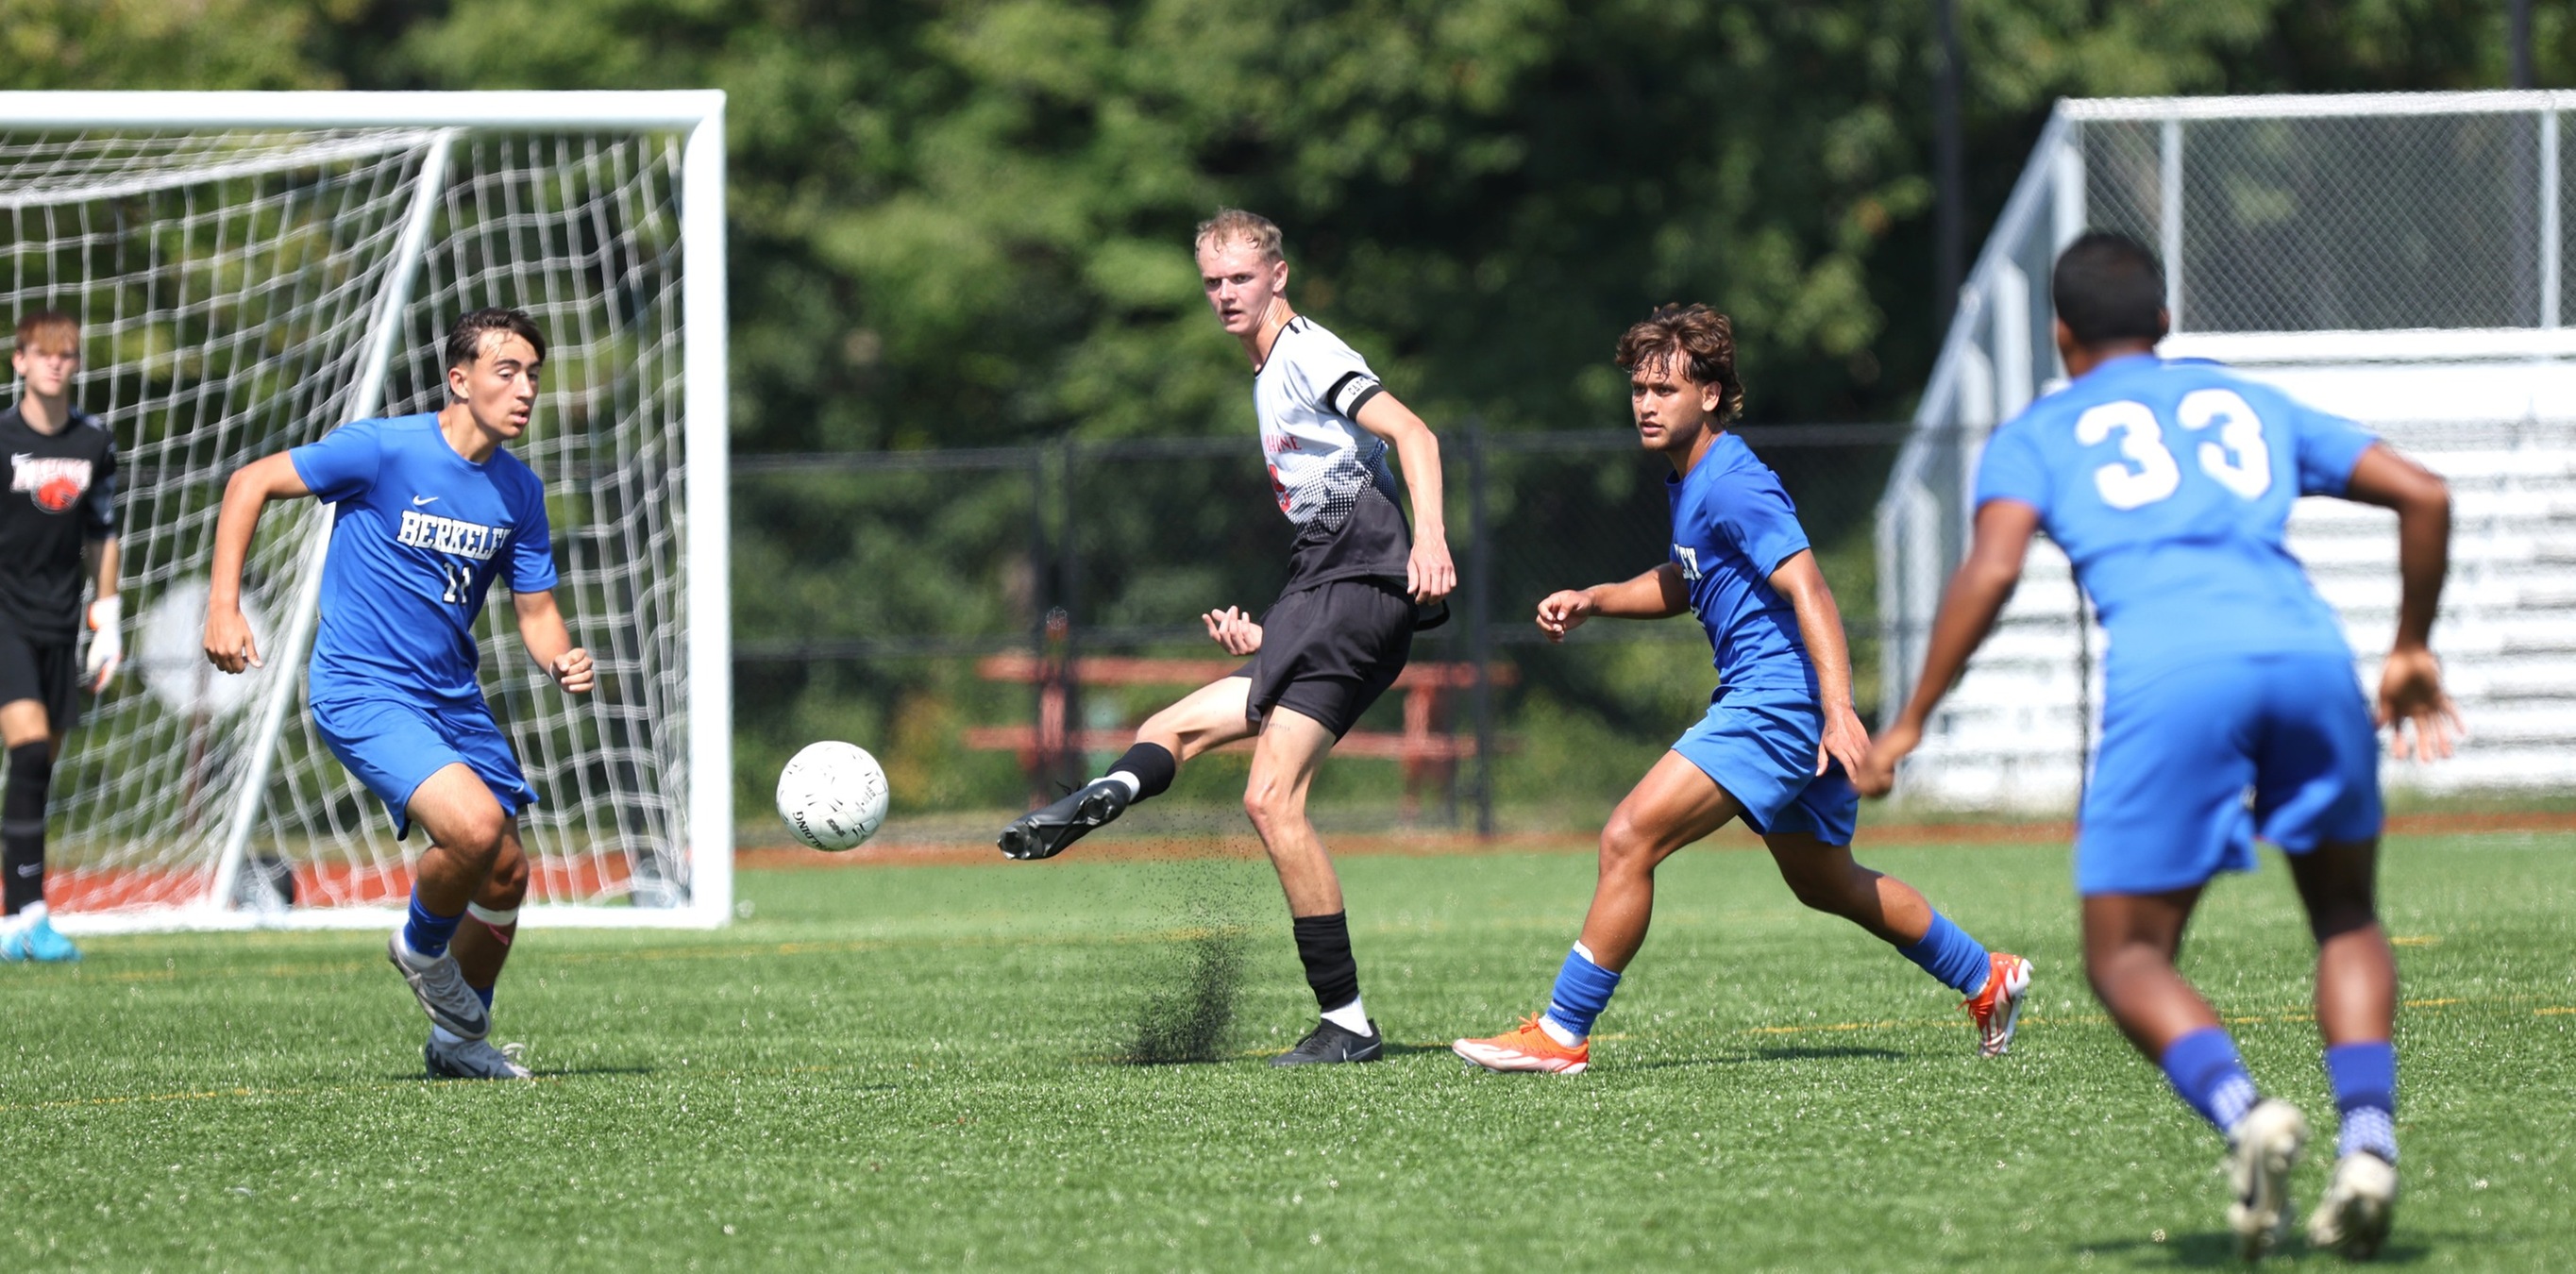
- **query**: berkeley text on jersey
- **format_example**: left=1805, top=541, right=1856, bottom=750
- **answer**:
left=396, top=508, right=505, bottom=562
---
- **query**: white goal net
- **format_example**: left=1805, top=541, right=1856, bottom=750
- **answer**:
left=0, top=92, right=732, bottom=931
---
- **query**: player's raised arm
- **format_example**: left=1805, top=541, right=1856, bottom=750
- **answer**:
left=1767, top=549, right=1871, bottom=777
left=203, top=452, right=313, bottom=674
left=2341, top=443, right=2459, bottom=760
left=1534, top=562, right=1688, bottom=641
left=511, top=589, right=593, bottom=695
left=1351, top=394, right=1455, bottom=604
left=1853, top=497, right=2042, bottom=796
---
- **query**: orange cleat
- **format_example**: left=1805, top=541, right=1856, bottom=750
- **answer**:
left=1452, top=1014, right=1591, bottom=1074
left=1963, top=952, right=2033, bottom=1057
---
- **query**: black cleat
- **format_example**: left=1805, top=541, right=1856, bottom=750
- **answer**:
left=1271, top=1018, right=1384, bottom=1066
left=997, top=779, right=1131, bottom=861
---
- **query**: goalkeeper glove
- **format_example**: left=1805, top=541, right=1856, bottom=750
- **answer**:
left=84, top=594, right=121, bottom=693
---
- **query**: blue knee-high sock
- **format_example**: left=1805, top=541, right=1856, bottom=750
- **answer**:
left=1541, top=943, right=1622, bottom=1041
left=2162, top=1027, right=2262, bottom=1133
left=1896, top=913, right=1992, bottom=996
left=403, top=890, right=463, bottom=959
left=2325, top=1041, right=2398, bottom=1163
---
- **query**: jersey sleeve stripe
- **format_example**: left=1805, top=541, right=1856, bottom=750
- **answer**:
left=1322, top=370, right=1384, bottom=420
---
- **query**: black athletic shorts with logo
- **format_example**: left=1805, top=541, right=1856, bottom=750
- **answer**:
left=1231, top=578, right=1416, bottom=738
left=0, top=628, right=79, bottom=733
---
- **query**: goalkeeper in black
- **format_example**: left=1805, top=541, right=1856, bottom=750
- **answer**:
left=0, top=310, right=121, bottom=964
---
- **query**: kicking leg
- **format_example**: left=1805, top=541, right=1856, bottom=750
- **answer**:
left=998, top=677, right=1256, bottom=861
left=2086, top=888, right=2307, bottom=1257
left=388, top=764, right=510, bottom=1042
left=1455, top=751, right=1736, bottom=1074
left=2292, top=838, right=2399, bottom=1257
left=428, top=821, right=533, bottom=1080
left=1768, top=833, right=2030, bottom=1055
left=1242, top=706, right=1379, bottom=1065
left=0, top=700, right=75, bottom=963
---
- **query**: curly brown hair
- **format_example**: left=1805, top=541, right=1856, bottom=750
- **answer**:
left=1615, top=303, right=1744, bottom=421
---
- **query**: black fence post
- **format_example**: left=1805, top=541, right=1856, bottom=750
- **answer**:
left=1054, top=438, right=1086, bottom=796
left=1467, top=418, right=1495, bottom=838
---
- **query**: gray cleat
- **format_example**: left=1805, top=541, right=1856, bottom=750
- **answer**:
left=2306, top=1151, right=2398, bottom=1260
left=388, top=931, right=490, bottom=1042
left=426, top=1034, right=532, bottom=1080
left=2225, top=1099, right=2310, bottom=1261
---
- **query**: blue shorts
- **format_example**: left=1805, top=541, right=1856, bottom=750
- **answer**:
left=2077, top=652, right=2382, bottom=896
left=1670, top=687, right=1860, bottom=847
left=311, top=695, right=537, bottom=839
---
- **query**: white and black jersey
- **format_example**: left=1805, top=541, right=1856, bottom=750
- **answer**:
left=0, top=405, right=116, bottom=642
left=1254, top=316, right=1413, bottom=592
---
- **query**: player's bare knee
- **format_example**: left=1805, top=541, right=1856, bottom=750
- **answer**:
left=1780, top=868, right=1853, bottom=916
left=1595, top=815, right=1661, bottom=880
left=483, top=847, right=530, bottom=906
left=1241, top=778, right=1300, bottom=837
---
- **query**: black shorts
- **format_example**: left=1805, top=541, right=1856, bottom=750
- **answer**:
left=0, top=628, right=77, bottom=733
left=1232, top=578, right=1415, bottom=738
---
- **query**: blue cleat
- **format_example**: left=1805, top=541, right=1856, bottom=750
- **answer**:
left=1, top=905, right=79, bottom=963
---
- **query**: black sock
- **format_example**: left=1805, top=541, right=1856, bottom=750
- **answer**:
left=3, top=741, right=51, bottom=914
left=1290, top=911, right=1360, bottom=1015
left=1104, top=742, right=1176, bottom=803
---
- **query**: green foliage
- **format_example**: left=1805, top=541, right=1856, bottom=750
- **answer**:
left=8, top=834, right=2574, bottom=1267
left=0, top=2, right=2549, bottom=814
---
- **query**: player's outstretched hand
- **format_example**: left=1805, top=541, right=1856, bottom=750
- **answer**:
left=202, top=604, right=262, bottom=675
left=1407, top=538, right=1456, bottom=605
left=1819, top=700, right=1872, bottom=779
left=1853, top=719, right=1919, bottom=798
left=2377, top=644, right=2461, bottom=762
left=1203, top=606, right=1262, bottom=657
left=550, top=647, right=595, bottom=694
left=1534, top=589, right=1594, bottom=643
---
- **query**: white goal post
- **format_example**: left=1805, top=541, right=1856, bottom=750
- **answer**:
left=0, top=92, right=732, bottom=932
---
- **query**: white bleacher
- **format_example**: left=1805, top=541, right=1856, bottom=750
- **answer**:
left=1880, top=92, right=2576, bottom=810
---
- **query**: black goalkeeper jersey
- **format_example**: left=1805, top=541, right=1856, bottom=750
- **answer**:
left=0, top=405, right=116, bottom=642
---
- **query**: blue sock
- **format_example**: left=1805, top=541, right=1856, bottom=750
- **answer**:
left=403, top=891, right=463, bottom=959
left=2162, top=1027, right=2262, bottom=1133
left=2325, top=1040, right=2398, bottom=1163
left=474, top=984, right=496, bottom=1010
left=1541, top=942, right=1622, bottom=1041
left=1897, top=913, right=1992, bottom=996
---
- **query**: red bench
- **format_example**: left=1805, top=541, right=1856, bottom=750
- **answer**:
left=964, top=654, right=1514, bottom=818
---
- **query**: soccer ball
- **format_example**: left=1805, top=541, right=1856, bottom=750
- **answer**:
left=775, top=741, right=889, bottom=851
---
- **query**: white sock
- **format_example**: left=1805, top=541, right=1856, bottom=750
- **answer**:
left=430, top=1024, right=467, bottom=1047
left=1539, top=1015, right=1584, bottom=1048
left=1321, top=997, right=1371, bottom=1036
left=1103, top=771, right=1141, bottom=798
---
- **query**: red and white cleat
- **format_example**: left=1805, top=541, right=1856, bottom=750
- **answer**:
left=1453, top=1014, right=1590, bottom=1075
left=1963, top=952, right=2033, bottom=1058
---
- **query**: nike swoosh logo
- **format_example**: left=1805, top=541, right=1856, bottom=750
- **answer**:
left=412, top=495, right=439, bottom=506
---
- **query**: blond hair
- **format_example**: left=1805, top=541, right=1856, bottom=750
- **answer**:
left=1193, top=208, right=1285, bottom=263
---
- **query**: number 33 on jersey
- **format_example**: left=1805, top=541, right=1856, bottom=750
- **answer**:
left=1972, top=354, right=2381, bottom=680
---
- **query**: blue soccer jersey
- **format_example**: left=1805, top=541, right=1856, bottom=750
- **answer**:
left=1666, top=431, right=1815, bottom=695
left=1974, top=354, right=2377, bottom=686
left=291, top=412, right=557, bottom=708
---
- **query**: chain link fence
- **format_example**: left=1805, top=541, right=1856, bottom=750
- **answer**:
left=732, top=426, right=1908, bottom=843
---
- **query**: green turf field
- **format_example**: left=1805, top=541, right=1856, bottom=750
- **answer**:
left=7, top=830, right=2573, bottom=1269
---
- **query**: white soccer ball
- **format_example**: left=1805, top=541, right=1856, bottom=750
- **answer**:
left=775, top=741, right=889, bottom=851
